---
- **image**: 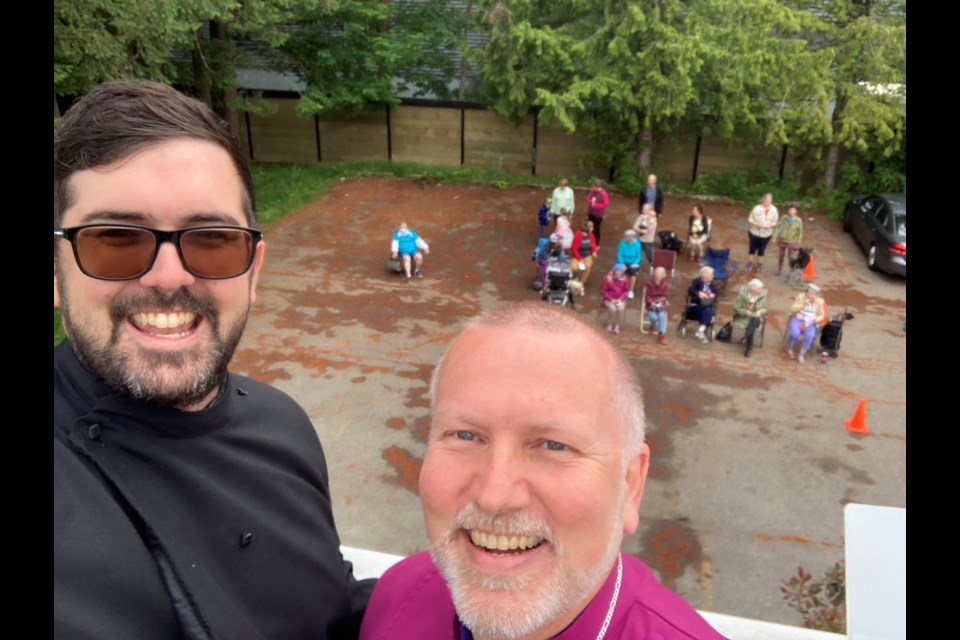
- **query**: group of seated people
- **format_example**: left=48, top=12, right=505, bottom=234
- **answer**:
left=526, top=198, right=826, bottom=360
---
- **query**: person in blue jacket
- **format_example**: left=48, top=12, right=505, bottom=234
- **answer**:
left=537, top=197, right=552, bottom=238
left=391, top=222, right=430, bottom=283
left=616, top=229, right=643, bottom=299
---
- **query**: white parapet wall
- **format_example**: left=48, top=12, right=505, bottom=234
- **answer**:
left=341, top=546, right=846, bottom=640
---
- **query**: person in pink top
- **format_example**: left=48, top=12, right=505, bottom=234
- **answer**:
left=601, top=263, right=631, bottom=334
left=359, top=304, right=728, bottom=640
left=586, top=178, right=611, bottom=244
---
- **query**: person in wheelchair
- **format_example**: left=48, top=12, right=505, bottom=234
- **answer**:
left=686, top=266, right=718, bottom=344
left=733, top=278, right=768, bottom=358
left=787, top=283, right=827, bottom=364
left=390, top=221, right=430, bottom=283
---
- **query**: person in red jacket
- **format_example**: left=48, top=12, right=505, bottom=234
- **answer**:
left=586, top=178, right=610, bottom=244
left=570, top=219, right=599, bottom=289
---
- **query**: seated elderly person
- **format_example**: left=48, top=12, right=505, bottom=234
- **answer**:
left=733, top=278, right=768, bottom=358
left=687, top=266, right=718, bottom=344
left=391, top=222, right=430, bottom=283
left=787, top=283, right=826, bottom=364
left=616, top=229, right=643, bottom=299
left=360, top=304, right=727, bottom=640
left=644, top=265, right=670, bottom=344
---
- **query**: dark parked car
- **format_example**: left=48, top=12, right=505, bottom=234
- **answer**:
left=842, top=193, right=906, bottom=276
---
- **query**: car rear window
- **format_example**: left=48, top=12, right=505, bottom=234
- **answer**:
left=894, top=214, right=906, bottom=237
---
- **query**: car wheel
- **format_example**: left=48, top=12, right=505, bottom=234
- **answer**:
left=842, top=209, right=852, bottom=232
left=867, top=243, right=879, bottom=271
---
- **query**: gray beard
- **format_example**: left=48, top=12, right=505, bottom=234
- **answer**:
left=429, top=503, right=622, bottom=640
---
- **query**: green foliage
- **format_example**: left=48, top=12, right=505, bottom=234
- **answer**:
left=54, top=0, right=204, bottom=96
left=775, top=0, right=906, bottom=189
left=781, top=562, right=846, bottom=634
left=816, top=152, right=906, bottom=220
left=680, top=167, right=805, bottom=208
left=55, top=308, right=66, bottom=346
left=280, top=0, right=466, bottom=117
left=54, top=0, right=463, bottom=125
left=475, top=0, right=818, bottom=179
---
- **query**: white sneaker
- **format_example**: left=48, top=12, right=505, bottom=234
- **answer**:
left=628, top=291, right=635, bottom=299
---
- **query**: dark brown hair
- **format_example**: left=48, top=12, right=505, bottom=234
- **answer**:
left=54, top=80, right=256, bottom=227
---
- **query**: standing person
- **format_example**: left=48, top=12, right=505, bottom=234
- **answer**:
left=787, top=283, right=827, bottom=364
left=53, top=80, right=374, bottom=639
left=554, top=213, right=575, bottom=252
left=732, top=278, right=768, bottom=358
left=391, top=221, right=431, bottom=283
left=600, top=264, right=631, bottom=334
left=586, top=178, right=610, bottom=244
left=644, top=266, right=671, bottom=345
left=550, top=178, right=576, bottom=226
left=687, top=205, right=711, bottom=262
left=687, top=266, right=718, bottom=344
left=616, top=229, right=643, bottom=299
left=772, top=204, right=803, bottom=276
left=537, top=196, right=552, bottom=238
left=638, top=173, right=664, bottom=218
left=571, top=219, right=599, bottom=289
left=745, top=193, right=779, bottom=273
left=633, top=203, right=659, bottom=265
left=359, top=303, right=728, bottom=640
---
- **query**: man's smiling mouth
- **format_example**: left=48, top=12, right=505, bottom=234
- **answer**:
left=468, top=529, right=546, bottom=554
left=130, top=311, right=200, bottom=338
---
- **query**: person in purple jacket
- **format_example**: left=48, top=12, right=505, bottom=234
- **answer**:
left=360, top=303, right=728, bottom=640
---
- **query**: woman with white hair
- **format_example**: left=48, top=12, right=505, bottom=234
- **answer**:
left=787, top=283, right=826, bottom=364
left=686, top=266, right=717, bottom=344
left=644, top=266, right=670, bottom=344
left=745, top=193, right=778, bottom=273
left=600, top=263, right=631, bottom=334
left=616, top=228, right=644, bottom=299
left=733, top=278, right=768, bottom=358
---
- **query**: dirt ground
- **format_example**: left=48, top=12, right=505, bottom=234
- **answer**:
left=230, top=177, right=906, bottom=627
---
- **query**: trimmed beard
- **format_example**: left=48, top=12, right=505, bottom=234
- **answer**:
left=430, top=502, right=623, bottom=640
left=57, top=274, right=248, bottom=410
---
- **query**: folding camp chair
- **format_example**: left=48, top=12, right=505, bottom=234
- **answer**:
left=650, top=248, right=677, bottom=279
left=702, top=247, right=738, bottom=293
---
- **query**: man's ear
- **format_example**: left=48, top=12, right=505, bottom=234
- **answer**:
left=249, top=240, right=265, bottom=305
left=622, top=443, right=650, bottom=535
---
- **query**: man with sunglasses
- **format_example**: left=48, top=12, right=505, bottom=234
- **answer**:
left=54, top=81, right=373, bottom=638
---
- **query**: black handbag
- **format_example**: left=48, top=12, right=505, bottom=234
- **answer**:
left=716, top=321, right=733, bottom=342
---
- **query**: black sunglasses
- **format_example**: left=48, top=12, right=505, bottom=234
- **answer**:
left=53, top=224, right=263, bottom=281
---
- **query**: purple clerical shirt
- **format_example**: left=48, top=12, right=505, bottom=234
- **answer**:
left=360, top=552, right=728, bottom=640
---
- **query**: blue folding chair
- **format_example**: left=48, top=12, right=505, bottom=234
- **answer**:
left=702, top=247, right=738, bottom=293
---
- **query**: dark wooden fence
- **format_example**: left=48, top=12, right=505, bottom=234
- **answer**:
left=239, top=96, right=807, bottom=186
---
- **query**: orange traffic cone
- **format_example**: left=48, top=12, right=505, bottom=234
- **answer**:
left=844, top=398, right=870, bottom=434
left=802, top=254, right=817, bottom=279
